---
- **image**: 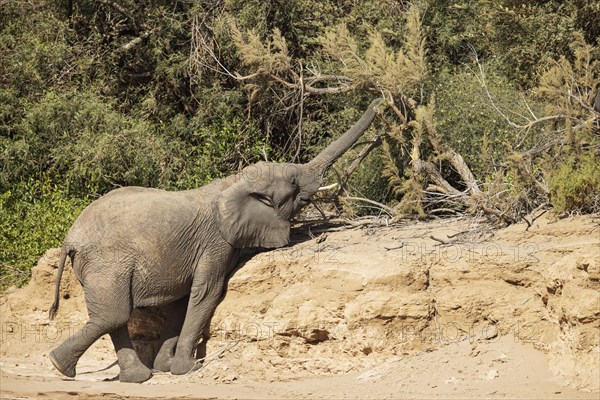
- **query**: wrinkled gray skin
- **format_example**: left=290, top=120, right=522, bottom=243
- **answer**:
left=48, top=98, right=383, bottom=383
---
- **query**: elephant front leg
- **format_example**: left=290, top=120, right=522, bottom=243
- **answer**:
left=170, top=280, right=223, bottom=375
left=153, top=336, right=179, bottom=372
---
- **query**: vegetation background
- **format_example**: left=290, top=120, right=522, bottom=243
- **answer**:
left=1, top=0, right=599, bottom=288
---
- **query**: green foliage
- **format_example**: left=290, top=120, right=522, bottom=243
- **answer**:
left=548, top=153, right=600, bottom=214
left=319, top=5, right=426, bottom=96
left=1, top=0, right=599, bottom=287
left=173, top=116, right=268, bottom=188
left=0, top=5, right=77, bottom=97
left=536, top=34, right=599, bottom=116
left=537, top=37, right=600, bottom=214
left=0, top=180, right=88, bottom=289
left=431, top=68, right=544, bottom=179
left=1, top=90, right=178, bottom=194
left=424, top=0, right=599, bottom=88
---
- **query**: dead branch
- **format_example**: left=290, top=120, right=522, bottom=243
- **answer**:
left=430, top=208, right=461, bottom=215
left=469, top=48, right=566, bottom=133
left=521, top=203, right=549, bottom=231
left=429, top=235, right=448, bottom=244
left=336, top=137, right=383, bottom=196
left=294, top=216, right=393, bottom=235
left=413, top=159, right=464, bottom=197
left=384, top=243, right=404, bottom=251
left=269, top=73, right=355, bottom=95
left=447, top=230, right=470, bottom=238
left=446, top=149, right=481, bottom=194
left=425, top=113, right=481, bottom=195
left=344, top=196, right=395, bottom=216
left=120, top=30, right=152, bottom=52
left=307, top=74, right=353, bottom=85
left=479, top=204, right=516, bottom=225
left=387, top=96, right=410, bottom=126
left=520, top=137, right=563, bottom=159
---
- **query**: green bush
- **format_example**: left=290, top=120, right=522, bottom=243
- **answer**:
left=431, top=69, right=544, bottom=181
left=424, top=0, right=598, bottom=88
left=548, top=153, right=600, bottom=214
left=171, top=116, right=268, bottom=189
left=1, top=0, right=598, bottom=290
left=1, top=90, right=181, bottom=194
left=0, top=180, right=88, bottom=289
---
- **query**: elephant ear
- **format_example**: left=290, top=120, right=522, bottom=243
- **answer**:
left=214, top=181, right=290, bottom=249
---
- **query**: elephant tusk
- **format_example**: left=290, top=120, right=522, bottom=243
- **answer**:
left=318, top=183, right=338, bottom=191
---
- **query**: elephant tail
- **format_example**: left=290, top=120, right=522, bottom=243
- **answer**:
left=49, top=246, right=69, bottom=320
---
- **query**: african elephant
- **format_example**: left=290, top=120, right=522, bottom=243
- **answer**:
left=48, top=98, right=383, bottom=383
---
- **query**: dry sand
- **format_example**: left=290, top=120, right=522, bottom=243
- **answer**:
left=1, top=213, right=599, bottom=399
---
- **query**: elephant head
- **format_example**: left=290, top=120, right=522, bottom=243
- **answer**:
left=215, top=98, right=383, bottom=248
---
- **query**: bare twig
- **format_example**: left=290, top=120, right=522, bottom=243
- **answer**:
left=447, top=230, right=469, bottom=239
left=344, top=196, right=394, bottom=216
left=521, top=203, right=549, bottom=231
left=384, top=243, right=404, bottom=251
left=469, top=47, right=577, bottom=158
left=429, top=235, right=448, bottom=244
left=120, top=30, right=152, bottom=52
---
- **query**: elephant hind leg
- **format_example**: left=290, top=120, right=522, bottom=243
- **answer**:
left=50, top=318, right=114, bottom=378
left=109, top=326, right=152, bottom=383
left=49, top=272, right=133, bottom=379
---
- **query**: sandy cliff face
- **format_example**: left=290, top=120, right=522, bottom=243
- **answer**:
left=1, top=214, right=598, bottom=397
left=207, top=215, right=599, bottom=390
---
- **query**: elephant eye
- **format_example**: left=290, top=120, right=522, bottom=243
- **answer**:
left=290, top=177, right=297, bottom=186
left=251, top=193, right=273, bottom=207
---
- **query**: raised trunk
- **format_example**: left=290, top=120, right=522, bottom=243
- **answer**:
left=307, top=98, right=383, bottom=178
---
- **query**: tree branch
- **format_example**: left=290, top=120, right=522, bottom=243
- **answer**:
left=446, top=149, right=481, bottom=194
left=120, top=30, right=152, bottom=52
left=344, top=196, right=394, bottom=216
left=336, top=137, right=383, bottom=196
left=93, top=0, right=136, bottom=23
left=413, top=159, right=464, bottom=197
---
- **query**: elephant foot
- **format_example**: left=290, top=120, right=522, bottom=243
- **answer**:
left=113, top=345, right=153, bottom=383
left=49, top=348, right=77, bottom=378
left=119, top=364, right=153, bottom=383
left=170, top=355, right=200, bottom=375
left=153, top=337, right=178, bottom=372
left=153, top=352, right=172, bottom=372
